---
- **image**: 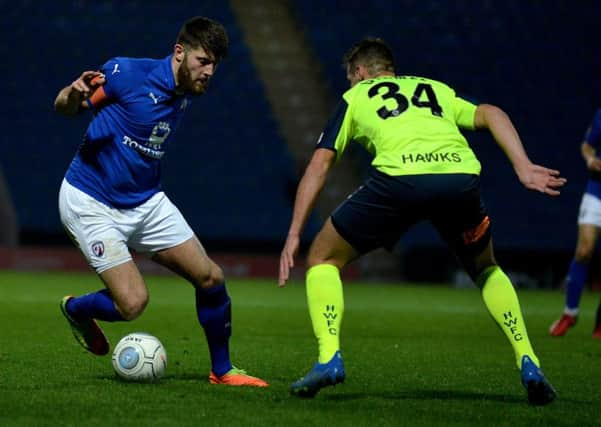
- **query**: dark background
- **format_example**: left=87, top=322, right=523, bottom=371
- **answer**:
left=2, top=0, right=600, bottom=282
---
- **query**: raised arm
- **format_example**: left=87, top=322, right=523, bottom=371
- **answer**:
left=278, top=148, right=336, bottom=286
left=474, top=103, right=566, bottom=195
left=54, top=71, right=105, bottom=116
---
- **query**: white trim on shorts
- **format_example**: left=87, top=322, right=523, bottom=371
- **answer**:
left=58, top=179, right=194, bottom=274
left=577, top=193, right=601, bottom=227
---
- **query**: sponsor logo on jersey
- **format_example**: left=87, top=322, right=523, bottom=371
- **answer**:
left=121, top=122, right=171, bottom=159
left=401, top=152, right=462, bottom=163
left=91, top=241, right=105, bottom=258
left=111, top=63, right=120, bottom=75
left=122, top=135, right=165, bottom=159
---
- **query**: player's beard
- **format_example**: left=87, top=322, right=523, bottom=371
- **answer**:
left=178, top=56, right=208, bottom=96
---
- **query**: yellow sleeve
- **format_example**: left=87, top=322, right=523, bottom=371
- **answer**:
left=453, top=96, right=478, bottom=130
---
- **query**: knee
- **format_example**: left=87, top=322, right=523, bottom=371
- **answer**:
left=115, top=291, right=148, bottom=321
left=575, top=244, right=594, bottom=263
left=465, top=258, right=498, bottom=284
left=306, top=242, right=336, bottom=269
left=307, top=253, right=346, bottom=270
left=195, top=263, right=225, bottom=289
left=306, top=252, right=322, bottom=268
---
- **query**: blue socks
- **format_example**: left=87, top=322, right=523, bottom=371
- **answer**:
left=66, top=289, right=124, bottom=322
left=195, top=283, right=232, bottom=376
left=566, top=259, right=588, bottom=312
left=66, top=284, right=233, bottom=376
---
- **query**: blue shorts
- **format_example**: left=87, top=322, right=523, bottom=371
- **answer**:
left=331, top=170, right=491, bottom=256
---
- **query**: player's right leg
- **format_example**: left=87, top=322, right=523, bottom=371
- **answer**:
left=60, top=262, right=146, bottom=355
left=434, top=175, right=555, bottom=405
left=549, top=220, right=598, bottom=336
left=58, top=179, right=147, bottom=355
left=460, top=241, right=556, bottom=405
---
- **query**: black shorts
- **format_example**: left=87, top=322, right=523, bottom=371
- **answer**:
left=331, top=170, right=491, bottom=256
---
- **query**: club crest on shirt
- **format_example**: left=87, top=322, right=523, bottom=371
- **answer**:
left=91, top=241, right=105, bottom=258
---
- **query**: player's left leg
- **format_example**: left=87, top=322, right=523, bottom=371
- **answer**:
left=152, top=236, right=267, bottom=387
left=130, top=192, right=266, bottom=387
left=291, top=172, right=411, bottom=397
left=289, top=218, right=358, bottom=397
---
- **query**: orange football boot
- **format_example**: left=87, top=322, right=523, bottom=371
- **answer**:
left=209, top=367, right=268, bottom=387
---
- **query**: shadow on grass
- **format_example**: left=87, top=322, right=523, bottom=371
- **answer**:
left=324, top=388, right=524, bottom=404
left=96, top=373, right=207, bottom=383
left=320, top=387, right=587, bottom=405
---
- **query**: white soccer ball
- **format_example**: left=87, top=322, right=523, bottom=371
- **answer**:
left=112, top=332, right=167, bottom=382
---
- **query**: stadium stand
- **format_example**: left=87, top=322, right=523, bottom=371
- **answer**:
left=292, top=0, right=601, bottom=252
left=2, top=1, right=319, bottom=249
left=1, top=1, right=600, bottom=283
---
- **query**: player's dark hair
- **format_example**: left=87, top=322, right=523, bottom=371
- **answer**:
left=177, top=16, right=228, bottom=61
left=343, top=38, right=395, bottom=75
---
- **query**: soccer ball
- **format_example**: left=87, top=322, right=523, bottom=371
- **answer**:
left=112, top=332, right=167, bottom=382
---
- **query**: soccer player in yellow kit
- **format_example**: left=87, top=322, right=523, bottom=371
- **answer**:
left=278, top=38, right=565, bottom=405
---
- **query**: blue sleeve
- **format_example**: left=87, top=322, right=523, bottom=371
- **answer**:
left=584, top=109, right=601, bottom=149
left=97, top=58, right=130, bottom=100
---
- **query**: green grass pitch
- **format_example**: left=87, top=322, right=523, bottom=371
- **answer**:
left=1, top=270, right=600, bottom=426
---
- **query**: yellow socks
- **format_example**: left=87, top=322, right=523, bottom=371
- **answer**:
left=478, top=266, right=539, bottom=369
left=306, top=264, right=344, bottom=363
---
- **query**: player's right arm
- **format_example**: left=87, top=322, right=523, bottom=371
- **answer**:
left=474, top=103, right=566, bottom=196
left=54, top=71, right=105, bottom=116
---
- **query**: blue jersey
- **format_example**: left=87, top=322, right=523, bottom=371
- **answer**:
left=65, top=55, right=190, bottom=208
left=584, top=109, right=601, bottom=198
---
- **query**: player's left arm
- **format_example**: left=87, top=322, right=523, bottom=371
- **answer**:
left=474, top=103, right=567, bottom=195
left=279, top=148, right=336, bottom=287
left=54, top=71, right=106, bottom=116
left=279, top=98, right=352, bottom=286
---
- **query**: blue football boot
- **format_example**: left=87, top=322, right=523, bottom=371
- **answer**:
left=520, top=355, right=557, bottom=405
left=290, top=351, right=345, bottom=397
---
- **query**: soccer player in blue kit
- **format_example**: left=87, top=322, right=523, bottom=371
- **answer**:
left=549, top=109, right=601, bottom=338
left=54, top=16, right=268, bottom=387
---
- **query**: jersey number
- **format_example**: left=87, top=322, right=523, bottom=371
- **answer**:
left=368, top=82, right=443, bottom=119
